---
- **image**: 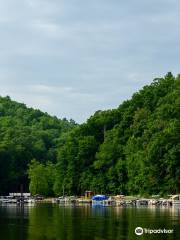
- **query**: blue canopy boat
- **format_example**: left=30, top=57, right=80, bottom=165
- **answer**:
left=92, top=195, right=109, bottom=201
left=92, top=195, right=110, bottom=207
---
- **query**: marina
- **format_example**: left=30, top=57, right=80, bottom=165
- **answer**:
left=1, top=192, right=179, bottom=208
left=51, top=194, right=180, bottom=207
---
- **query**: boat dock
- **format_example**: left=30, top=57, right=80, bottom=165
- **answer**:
left=1, top=193, right=179, bottom=207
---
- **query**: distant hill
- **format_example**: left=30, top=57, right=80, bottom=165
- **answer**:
left=0, top=96, right=76, bottom=194
left=48, top=72, right=179, bottom=196
left=1, top=72, right=180, bottom=196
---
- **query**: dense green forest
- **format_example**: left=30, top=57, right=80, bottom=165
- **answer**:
left=0, top=97, right=76, bottom=194
left=1, top=72, right=180, bottom=196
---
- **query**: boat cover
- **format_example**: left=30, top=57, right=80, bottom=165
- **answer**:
left=92, top=195, right=109, bottom=201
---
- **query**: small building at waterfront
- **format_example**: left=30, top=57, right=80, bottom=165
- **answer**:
left=85, top=191, right=93, bottom=198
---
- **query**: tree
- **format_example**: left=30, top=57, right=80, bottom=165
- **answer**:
left=28, top=159, right=55, bottom=196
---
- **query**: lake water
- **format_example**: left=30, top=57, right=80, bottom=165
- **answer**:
left=0, top=204, right=179, bottom=240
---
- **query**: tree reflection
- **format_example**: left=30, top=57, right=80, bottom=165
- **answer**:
left=26, top=205, right=179, bottom=240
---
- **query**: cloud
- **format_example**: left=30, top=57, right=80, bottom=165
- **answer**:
left=29, top=84, right=73, bottom=94
left=0, top=0, right=180, bottom=122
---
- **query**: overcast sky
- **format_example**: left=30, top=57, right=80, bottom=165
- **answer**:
left=0, top=0, right=179, bottom=123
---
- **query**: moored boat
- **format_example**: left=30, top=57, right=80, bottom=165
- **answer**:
left=170, top=195, right=180, bottom=207
left=92, top=195, right=110, bottom=206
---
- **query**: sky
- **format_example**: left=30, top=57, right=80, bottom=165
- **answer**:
left=0, top=0, right=180, bottom=123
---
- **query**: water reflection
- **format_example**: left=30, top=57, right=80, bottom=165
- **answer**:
left=0, top=204, right=179, bottom=240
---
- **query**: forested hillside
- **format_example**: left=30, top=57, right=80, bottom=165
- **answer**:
left=0, top=97, right=76, bottom=194
left=1, top=72, right=180, bottom=196
left=46, top=72, right=179, bottom=196
left=28, top=72, right=180, bottom=196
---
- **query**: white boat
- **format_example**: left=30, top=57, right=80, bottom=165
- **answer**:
left=53, top=196, right=67, bottom=204
left=170, top=195, right=180, bottom=206
left=24, top=198, right=35, bottom=204
left=0, top=196, right=17, bottom=203
left=136, top=199, right=149, bottom=206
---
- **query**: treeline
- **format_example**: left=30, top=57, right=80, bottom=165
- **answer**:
left=28, top=72, right=180, bottom=196
left=0, top=97, right=76, bottom=194
left=0, top=73, right=179, bottom=196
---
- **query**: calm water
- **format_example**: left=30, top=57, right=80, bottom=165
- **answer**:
left=0, top=204, right=179, bottom=240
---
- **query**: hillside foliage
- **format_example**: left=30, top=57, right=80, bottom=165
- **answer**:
left=0, top=97, right=76, bottom=194
left=1, top=72, right=180, bottom=196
